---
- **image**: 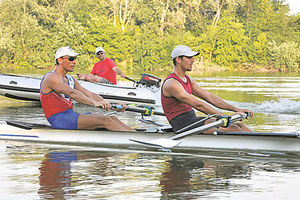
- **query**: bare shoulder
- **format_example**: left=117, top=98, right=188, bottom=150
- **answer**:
left=41, top=72, right=59, bottom=93
left=43, top=72, right=60, bottom=85
left=163, top=78, right=183, bottom=97
left=164, top=78, right=181, bottom=89
left=43, top=72, right=70, bottom=91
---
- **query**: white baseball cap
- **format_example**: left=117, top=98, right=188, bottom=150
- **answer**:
left=55, top=46, right=80, bottom=60
left=171, top=45, right=199, bottom=59
left=95, top=47, right=105, bottom=54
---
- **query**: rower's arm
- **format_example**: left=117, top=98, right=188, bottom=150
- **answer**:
left=190, top=78, right=253, bottom=117
left=113, top=67, right=126, bottom=78
left=45, top=74, right=106, bottom=108
left=74, top=79, right=104, bottom=101
left=73, top=79, right=111, bottom=109
left=163, top=79, right=223, bottom=116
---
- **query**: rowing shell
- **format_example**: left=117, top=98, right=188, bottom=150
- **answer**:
left=1, top=121, right=300, bottom=152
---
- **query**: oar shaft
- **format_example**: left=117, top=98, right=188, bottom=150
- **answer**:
left=216, top=131, right=300, bottom=138
left=125, top=106, right=165, bottom=116
left=170, top=114, right=244, bottom=140
left=124, top=76, right=136, bottom=83
left=111, top=104, right=165, bottom=116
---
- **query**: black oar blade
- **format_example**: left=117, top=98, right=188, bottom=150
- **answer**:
left=129, top=138, right=182, bottom=149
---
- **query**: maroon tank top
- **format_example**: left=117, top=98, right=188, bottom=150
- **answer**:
left=161, top=73, right=193, bottom=122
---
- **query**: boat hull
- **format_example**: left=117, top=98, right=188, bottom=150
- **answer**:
left=0, top=73, right=161, bottom=106
left=1, top=124, right=300, bottom=152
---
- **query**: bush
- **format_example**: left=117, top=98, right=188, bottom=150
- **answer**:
left=268, top=41, right=300, bottom=72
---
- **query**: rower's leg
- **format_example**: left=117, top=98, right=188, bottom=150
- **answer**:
left=77, top=114, right=135, bottom=132
left=217, top=122, right=252, bottom=132
left=233, top=122, right=253, bottom=132
left=203, top=120, right=252, bottom=134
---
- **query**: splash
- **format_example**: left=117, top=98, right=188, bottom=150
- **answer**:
left=255, top=99, right=300, bottom=114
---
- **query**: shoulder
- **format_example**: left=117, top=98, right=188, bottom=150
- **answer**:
left=43, top=71, right=59, bottom=83
left=164, top=77, right=181, bottom=89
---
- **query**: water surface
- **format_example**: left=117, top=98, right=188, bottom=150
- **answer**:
left=1, top=72, right=300, bottom=199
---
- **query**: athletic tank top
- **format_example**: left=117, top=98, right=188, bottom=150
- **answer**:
left=161, top=73, right=193, bottom=122
left=40, top=71, right=75, bottom=119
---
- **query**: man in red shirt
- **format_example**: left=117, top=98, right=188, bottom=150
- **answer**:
left=161, top=45, right=253, bottom=134
left=77, top=47, right=126, bottom=85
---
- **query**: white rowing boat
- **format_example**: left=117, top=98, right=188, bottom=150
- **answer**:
left=0, top=73, right=161, bottom=106
left=1, top=114, right=300, bottom=152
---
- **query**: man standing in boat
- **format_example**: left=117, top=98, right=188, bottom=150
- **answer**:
left=40, top=46, right=135, bottom=131
left=161, top=45, right=253, bottom=134
left=77, top=47, right=126, bottom=85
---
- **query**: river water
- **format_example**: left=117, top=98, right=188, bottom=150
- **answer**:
left=1, top=71, right=300, bottom=199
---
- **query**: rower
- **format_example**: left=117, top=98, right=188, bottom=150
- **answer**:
left=40, top=46, right=135, bottom=132
left=161, top=45, right=253, bottom=134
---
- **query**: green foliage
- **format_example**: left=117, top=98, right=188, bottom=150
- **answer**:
left=0, top=0, right=299, bottom=72
left=214, top=15, right=250, bottom=67
left=268, top=41, right=300, bottom=71
left=248, top=32, right=268, bottom=64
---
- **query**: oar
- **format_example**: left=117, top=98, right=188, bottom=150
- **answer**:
left=111, top=104, right=165, bottom=116
left=216, top=131, right=300, bottom=138
left=124, top=76, right=137, bottom=83
left=129, top=113, right=248, bottom=149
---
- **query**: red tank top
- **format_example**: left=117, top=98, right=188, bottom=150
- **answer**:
left=40, top=72, right=74, bottom=119
left=161, top=73, right=193, bottom=122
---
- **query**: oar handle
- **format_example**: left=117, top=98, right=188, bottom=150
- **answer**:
left=112, top=104, right=124, bottom=110
left=111, top=104, right=165, bottom=116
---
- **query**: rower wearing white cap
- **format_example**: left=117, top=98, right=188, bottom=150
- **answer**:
left=77, top=46, right=126, bottom=85
left=40, top=46, right=135, bottom=131
left=161, top=45, right=253, bottom=134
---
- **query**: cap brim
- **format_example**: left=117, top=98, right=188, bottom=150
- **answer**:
left=184, top=51, right=199, bottom=57
left=67, top=53, right=80, bottom=57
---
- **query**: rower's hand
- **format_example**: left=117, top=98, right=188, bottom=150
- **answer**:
left=236, top=109, right=253, bottom=119
left=94, top=100, right=111, bottom=111
left=111, top=103, right=127, bottom=112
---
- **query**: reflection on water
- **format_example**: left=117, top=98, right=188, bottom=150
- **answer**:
left=2, top=144, right=300, bottom=200
left=39, top=151, right=76, bottom=199
left=159, top=157, right=251, bottom=200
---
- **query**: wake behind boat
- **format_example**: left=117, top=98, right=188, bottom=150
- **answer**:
left=1, top=115, right=300, bottom=152
left=0, top=73, right=161, bottom=106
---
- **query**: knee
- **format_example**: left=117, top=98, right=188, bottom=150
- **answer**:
left=230, top=122, right=244, bottom=130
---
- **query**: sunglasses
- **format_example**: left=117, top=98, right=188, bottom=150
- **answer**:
left=97, top=52, right=105, bottom=55
left=62, top=56, right=77, bottom=61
